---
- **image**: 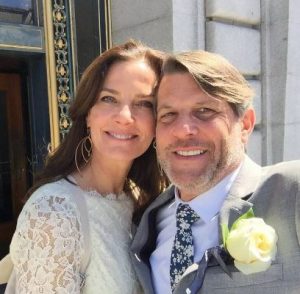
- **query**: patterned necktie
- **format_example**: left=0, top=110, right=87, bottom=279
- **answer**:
left=170, top=203, right=200, bottom=292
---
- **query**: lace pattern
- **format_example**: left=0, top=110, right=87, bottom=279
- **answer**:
left=82, top=189, right=140, bottom=294
left=9, top=179, right=141, bottom=294
left=10, top=182, right=84, bottom=294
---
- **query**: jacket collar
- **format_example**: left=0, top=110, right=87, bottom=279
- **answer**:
left=219, top=156, right=262, bottom=235
left=131, top=185, right=175, bottom=252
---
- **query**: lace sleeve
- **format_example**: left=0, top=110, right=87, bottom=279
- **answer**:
left=10, top=190, right=84, bottom=294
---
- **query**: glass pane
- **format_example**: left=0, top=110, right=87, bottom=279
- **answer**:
left=0, top=0, right=33, bottom=25
left=0, top=91, right=13, bottom=222
left=0, top=0, right=32, bottom=10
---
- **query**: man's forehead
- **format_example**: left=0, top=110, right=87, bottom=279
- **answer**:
left=159, top=72, right=192, bottom=85
left=157, top=72, right=198, bottom=97
left=156, top=97, right=223, bottom=111
left=157, top=74, right=224, bottom=107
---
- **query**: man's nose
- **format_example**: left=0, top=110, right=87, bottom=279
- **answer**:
left=172, top=115, right=199, bottom=138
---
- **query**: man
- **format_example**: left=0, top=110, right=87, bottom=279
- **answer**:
left=131, top=50, right=300, bottom=294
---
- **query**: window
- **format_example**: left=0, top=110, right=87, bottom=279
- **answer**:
left=0, top=0, right=37, bottom=25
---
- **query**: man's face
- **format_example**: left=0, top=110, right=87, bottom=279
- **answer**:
left=156, top=73, right=254, bottom=201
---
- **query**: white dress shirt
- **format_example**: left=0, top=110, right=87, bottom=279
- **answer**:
left=150, top=167, right=241, bottom=294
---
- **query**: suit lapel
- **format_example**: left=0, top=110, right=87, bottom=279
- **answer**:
left=131, top=185, right=175, bottom=253
left=130, top=186, right=176, bottom=294
left=219, top=156, right=262, bottom=241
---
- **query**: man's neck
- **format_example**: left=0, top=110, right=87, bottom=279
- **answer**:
left=177, top=162, right=243, bottom=202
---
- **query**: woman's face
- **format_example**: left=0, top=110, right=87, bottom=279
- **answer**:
left=86, top=60, right=156, bottom=165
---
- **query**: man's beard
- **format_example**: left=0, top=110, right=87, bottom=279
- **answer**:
left=158, top=137, right=244, bottom=197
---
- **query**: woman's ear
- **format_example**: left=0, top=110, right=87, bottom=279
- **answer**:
left=241, top=108, right=256, bottom=145
left=86, top=112, right=91, bottom=129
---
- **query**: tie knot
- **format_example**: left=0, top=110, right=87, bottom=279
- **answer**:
left=176, top=203, right=199, bottom=226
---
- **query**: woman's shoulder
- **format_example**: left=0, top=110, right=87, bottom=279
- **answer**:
left=10, top=178, right=85, bottom=289
left=23, top=178, right=81, bottom=216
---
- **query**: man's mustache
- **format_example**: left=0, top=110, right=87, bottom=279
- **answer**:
left=163, top=139, right=210, bottom=150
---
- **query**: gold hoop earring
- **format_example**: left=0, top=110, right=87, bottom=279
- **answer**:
left=75, top=131, right=92, bottom=175
left=153, top=140, right=157, bottom=149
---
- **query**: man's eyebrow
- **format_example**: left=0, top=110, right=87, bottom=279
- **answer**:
left=157, top=100, right=220, bottom=111
left=157, top=104, right=173, bottom=112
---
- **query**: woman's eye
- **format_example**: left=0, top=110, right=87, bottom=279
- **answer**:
left=135, top=100, right=154, bottom=109
left=99, top=96, right=116, bottom=103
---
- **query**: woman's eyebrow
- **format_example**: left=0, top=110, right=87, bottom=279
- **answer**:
left=136, top=93, right=155, bottom=99
left=101, top=88, right=154, bottom=98
left=101, top=87, right=119, bottom=94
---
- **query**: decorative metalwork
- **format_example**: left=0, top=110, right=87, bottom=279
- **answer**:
left=52, top=0, right=73, bottom=139
left=45, top=0, right=111, bottom=144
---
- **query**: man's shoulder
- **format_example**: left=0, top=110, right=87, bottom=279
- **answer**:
left=262, top=160, right=300, bottom=181
left=232, top=157, right=299, bottom=200
left=251, top=160, right=300, bottom=202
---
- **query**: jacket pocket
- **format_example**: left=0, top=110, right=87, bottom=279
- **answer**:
left=202, top=263, right=283, bottom=289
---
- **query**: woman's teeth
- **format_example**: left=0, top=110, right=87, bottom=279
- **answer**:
left=110, top=133, right=134, bottom=140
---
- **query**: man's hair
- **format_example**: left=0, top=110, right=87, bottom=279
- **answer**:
left=162, top=51, right=255, bottom=117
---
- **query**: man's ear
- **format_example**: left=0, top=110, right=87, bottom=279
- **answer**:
left=241, top=108, right=256, bottom=145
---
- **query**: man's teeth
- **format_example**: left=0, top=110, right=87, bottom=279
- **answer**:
left=176, top=150, right=204, bottom=156
left=110, top=133, right=134, bottom=139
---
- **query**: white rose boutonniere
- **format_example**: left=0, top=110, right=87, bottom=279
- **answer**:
left=222, top=208, right=278, bottom=275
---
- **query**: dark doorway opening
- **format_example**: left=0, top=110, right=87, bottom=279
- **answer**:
left=0, top=54, right=49, bottom=258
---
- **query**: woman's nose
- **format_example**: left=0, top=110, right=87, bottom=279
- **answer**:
left=115, top=105, right=134, bottom=124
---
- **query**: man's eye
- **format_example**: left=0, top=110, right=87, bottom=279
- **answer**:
left=158, top=112, right=176, bottom=123
left=194, top=108, right=215, bottom=118
left=99, top=96, right=116, bottom=103
left=135, top=100, right=154, bottom=109
left=199, top=107, right=212, bottom=113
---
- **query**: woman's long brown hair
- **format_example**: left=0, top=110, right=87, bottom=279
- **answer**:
left=27, top=40, right=169, bottom=221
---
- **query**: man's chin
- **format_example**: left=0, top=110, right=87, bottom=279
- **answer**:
left=168, top=172, right=213, bottom=196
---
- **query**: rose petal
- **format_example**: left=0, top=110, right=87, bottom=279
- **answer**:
left=227, top=230, right=258, bottom=263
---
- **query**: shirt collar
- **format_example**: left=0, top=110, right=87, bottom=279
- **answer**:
left=174, top=164, right=242, bottom=223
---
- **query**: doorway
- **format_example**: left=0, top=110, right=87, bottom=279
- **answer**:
left=0, top=73, right=28, bottom=258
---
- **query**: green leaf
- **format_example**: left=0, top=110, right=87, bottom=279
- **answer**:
left=231, top=208, right=255, bottom=231
left=221, top=223, right=229, bottom=247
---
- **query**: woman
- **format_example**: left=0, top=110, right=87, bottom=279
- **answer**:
left=8, top=40, right=168, bottom=293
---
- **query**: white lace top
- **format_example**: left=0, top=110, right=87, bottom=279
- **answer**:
left=9, top=178, right=141, bottom=294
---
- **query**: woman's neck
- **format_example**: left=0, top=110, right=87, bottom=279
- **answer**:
left=74, top=156, right=132, bottom=195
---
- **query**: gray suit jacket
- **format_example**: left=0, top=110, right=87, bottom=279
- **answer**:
left=131, top=156, right=300, bottom=294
